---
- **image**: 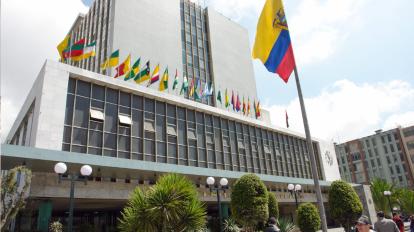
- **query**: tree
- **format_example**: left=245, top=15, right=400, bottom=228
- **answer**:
left=397, top=188, right=414, bottom=215
left=268, top=192, right=279, bottom=219
left=328, top=180, right=363, bottom=232
left=370, top=178, right=397, bottom=215
left=230, top=174, right=268, bottom=231
left=297, top=203, right=321, bottom=232
left=1, top=166, right=32, bottom=231
left=118, top=173, right=206, bottom=231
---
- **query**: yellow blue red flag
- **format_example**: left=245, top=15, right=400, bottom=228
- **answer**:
left=252, top=0, right=296, bottom=83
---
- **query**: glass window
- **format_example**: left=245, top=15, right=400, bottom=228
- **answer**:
left=68, top=78, right=76, bottom=93
left=132, top=110, right=143, bottom=137
left=88, top=130, right=102, bottom=147
left=104, top=133, right=117, bottom=149
left=104, top=103, right=117, bottom=133
left=145, top=140, right=155, bottom=155
left=64, top=94, right=75, bottom=125
left=132, top=95, right=143, bottom=109
left=145, top=98, right=155, bottom=112
left=76, top=80, right=91, bottom=97
left=74, top=96, right=89, bottom=128
left=72, top=128, right=87, bottom=145
left=120, top=92, right=131, bottom=107
left=118, top=135, right=130, bottom=151
left=132, top=137, right=143, bottom=153
left=156, top=102, right=165, bottom=115
left=106, top=88, right=118, bottom=104
left=92, top=84, right=105, bottom=100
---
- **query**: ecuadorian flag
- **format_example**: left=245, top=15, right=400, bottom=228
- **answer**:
left=252, top=0, right=296, bottom=83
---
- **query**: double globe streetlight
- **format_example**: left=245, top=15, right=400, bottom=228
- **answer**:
left=54, top=162, right=93, bottom=232
left=206, top=176, right=228, bottom=232
left=384, top=190, right=393, bottom=216
left=288, top=183, right=302, bottom=209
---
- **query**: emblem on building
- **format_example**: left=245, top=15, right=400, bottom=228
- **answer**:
left=273, top=8, right=288, bottom=30
left=324, top=151, right=334, bottom=166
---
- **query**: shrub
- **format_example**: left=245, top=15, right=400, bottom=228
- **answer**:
left=230, top=174, right=268, bottom=231
left=297, top=203, right=321, bottom=232
left=328, top=180, right=363, bottom=232
left=268, top=192, right=279, bottom=219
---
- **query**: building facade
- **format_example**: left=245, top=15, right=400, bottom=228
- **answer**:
left=335, top=127, right=414, bottom=188
left=3, top=0, right=342, bottom=231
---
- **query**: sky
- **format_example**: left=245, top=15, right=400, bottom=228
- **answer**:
left=2, top=0, right=414, bottom=143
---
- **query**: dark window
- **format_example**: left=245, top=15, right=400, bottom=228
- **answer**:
left=104, top=133, right=117, bottom=149
left=72, top=128, right=87, bottom=146
left=88, top=130, right=102, bottom=147
left=92, top=84, right=105, bottom=100
left=68, top=78, right=76, bottom=94
left=76, top=80, right=91, bottom=98
left=120, top=92, right=131, bottom=107
left=106, top=88, right=118, bottom=104
left=73, top=96, right=89, bottom=128
left=104, top=103, right=117, bottom=133
left=64, top=94, right=75, bottom=125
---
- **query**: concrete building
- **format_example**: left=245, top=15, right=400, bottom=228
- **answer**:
left=2, top=0, right=342, bottom=231
left=335, top=127, right=414, bottom=188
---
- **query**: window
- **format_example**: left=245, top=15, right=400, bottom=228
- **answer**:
left=90, top=108, right=104, bottom=121
left=167, top=124, right=177, bottom=136
left=383, top=146, right=388, bottom=154
left=390, top=144, right=395, bottom=153
left=387, top=134, right=392, bottom=142
left=119, top=114, right=132, bottom=125
left=144, top=120, right=155, bottom=132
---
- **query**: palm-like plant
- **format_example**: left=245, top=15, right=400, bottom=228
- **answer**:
left=223, top=218, right=241, bottom=232
left=397, top=188, right=414, bottom=215
left=118, top=173, right=206, bottom=231
left=277, top=217, right=297, bottom=232
left=370, top=178, right=397, bottom=215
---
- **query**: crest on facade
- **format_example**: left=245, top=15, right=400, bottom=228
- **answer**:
left=272, top=8, right=288, bottom=30
left=324, top=151, right=334, bottom=166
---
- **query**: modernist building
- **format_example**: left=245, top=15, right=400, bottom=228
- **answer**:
left=2, top=0, right=341, bottom=231
left=335, top=126, right=414, bottom=188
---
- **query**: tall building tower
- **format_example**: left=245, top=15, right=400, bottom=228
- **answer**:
left=3, top=0, right=341, bottom=230
left=335, top=126, right=414, bottom=188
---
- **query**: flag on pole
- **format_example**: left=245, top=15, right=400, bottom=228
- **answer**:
left=252, top=0, right=295, bottom=83
left=101, top=50, right=119, bottom=70
left=256, top=101, right=261, bottom=118
left=134, top=61, right=150, bottom=84
left=217, top=89, right=222, bottom=104
left=231, top=91, right=235, bottom=110
left=203, top=81, right=210, bottom=97
left=285, top=110, right=289, bottom=128
left=189, top=78, right=195, bottom=97
left=225, top=89, right=230, bottom=108
left=195, top=78, right=202, bottom=100
left=242, top=96, right=246, bottom=115
left=63, top=38, right=85, bottom=59
left=236, top=94, right=241, bottom=112
left=114, top=55, right=131, bottom=78
left=80, top=41, right=96, bottom=60
left=180, top=76, right=188, bottom=95
left=159, top=67, right=169, bottom=91
left=125, top=58, right=141, bottom=81
left=147, top=64, right=160, bottom=86
left=254, top=100, right=257, bottom=118
left=57, top=35, right=71, bottom=60
left=172, top=69, right=179, bottom=90
left=247, top=98, right=251, bottom=115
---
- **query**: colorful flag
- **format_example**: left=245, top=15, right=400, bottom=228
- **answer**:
left=247, top=98, right=251, bottom=115
left=80, top=41, right=96, bottom=60
left=134, top=61, right=150, bottom=84
left=159, top=67, right=169, bottom=91
left=57, top=34, right=70, bottom=60
left=189, top=78, right=195, bottom=97
left=256, top=101, right=261, bottom=118
left=194, top=78, right=201, bottom=100
left=63, top=38, right=85, bottom=59
left=236, top=94, right=241, bottom=112
left=254, top=100, right=257, bottom=118
left=217, top=89, right=222, bottom=104
left=101, top=50, right=119, bottom=70
left=172, top=69, right=179, bottom=90
left=242, top=96, right=246, bottom=115
left=180, top=76, right=188, bottom=95
left=285, top=110, right=289, bottom=128
left=114, top=55, right=131, bottom=78
left=225, top=89, right=230, bottom=108
left=147, top=64, right=160, bottom=86
left=125, top=58, right=141, bottom=81
left=252, top=0, right=295, bottom=83
left=204, top=82, right=213, bottom=98
left=231, top=91, right=235, bottom=110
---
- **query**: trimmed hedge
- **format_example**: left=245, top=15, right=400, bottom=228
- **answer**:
left=297, top=203, right=321, bottom=232
left=268, top=192, right=279, bottom=219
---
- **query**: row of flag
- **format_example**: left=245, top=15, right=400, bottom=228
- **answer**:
left=57, top=37, right=263, bottom=119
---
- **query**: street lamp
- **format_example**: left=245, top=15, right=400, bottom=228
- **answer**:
left=207, top=176, right=228, bottom=232
left=384, top=190, right=393, bottom=216
left=54, top=162, right=92, bottom=232
left=288, top=183, right=302, bottom=209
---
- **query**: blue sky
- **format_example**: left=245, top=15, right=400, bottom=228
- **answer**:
left=2, top=0, right=413, bottom=142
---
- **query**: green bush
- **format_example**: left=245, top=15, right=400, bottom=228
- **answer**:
left=268, top=192, right=279, bottom=219
left=328, top=180, right=363, bottom=232
left=230, top=174, right=268, bottom=231
left=297, top=203, right=320, bottom=232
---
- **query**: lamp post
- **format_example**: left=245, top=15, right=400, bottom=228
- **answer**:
left=54, top=162, right=92, bottom=232
left=206, top=176, right=228, bottom=232
left=384, top=190, right=393, bottom=216
left=288, top=183, right=302, bottom=209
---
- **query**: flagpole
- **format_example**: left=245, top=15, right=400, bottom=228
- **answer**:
left=293, top=66, right=328, bottom=232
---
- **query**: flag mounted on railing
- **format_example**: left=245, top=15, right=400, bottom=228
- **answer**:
left=101, top=50, right=119, bottom=70
left=180, top=76, right=188, bottom=95
left=217, top=89, right=222, bottom=104
left=172, top=69, right=179, bottom=90
left=147, top=64, right=160, bottom=86
left=125, top=58, right=141, bottom=81
left=114, top=55, right=131, bottom=78
left=225, top=89, right=230, bottom=108
left=63, top=38, right=85, bottom=60
left=159, top=67, right=169, bottom=91
left=247, top=98, right=251, bottom=115
left=57, top=35, right=71, bottom=60
left=285, top=110, right=289, bottom=128
left=252, top=0, right=295, bottom=83
left=134, top=61, right=150, bottom=84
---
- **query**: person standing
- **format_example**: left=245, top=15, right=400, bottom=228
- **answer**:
left=410, top=215, right=414, bottom=232
left=374, top=211, right=399, bottom=232
left=264, top=217, right=280, bottom=232
left=393, top=212, right=404, bottom=232
left=355, top=215, right=375, bottom=232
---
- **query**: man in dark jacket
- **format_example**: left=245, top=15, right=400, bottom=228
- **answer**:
left=374, top=211, right=399, bottom=232
left=264, top=217, right=280, bottom=232
left=393, top=212, right=404, bottom=232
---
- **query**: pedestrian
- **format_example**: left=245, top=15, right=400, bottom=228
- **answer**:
left=410, top=215, right=414, bottom=232
left=393, top=212, right=404, bottom=232
left=355, top=215, right=375, bottom=232
left=264, top=217, right=280, bottom=232
left=374, top=211, right=399, bottom=232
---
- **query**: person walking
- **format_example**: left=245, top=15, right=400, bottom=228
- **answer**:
left=410, top=215, right=414, bottom=232
left=264, top=217, right=280, bottom=232
left=393, top=212, right=404, bottom=232
left=355, top=215, right=375, bottom=232
left=374, top=211, right=399, bottom=232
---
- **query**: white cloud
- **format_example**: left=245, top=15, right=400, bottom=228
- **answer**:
left=263, top=79, right=414, bottom=143
left=207, top=0, right=264, bottom=22
left=1, top=0, right=88, bottom=141
left=289, top=0, right=368, bottom=66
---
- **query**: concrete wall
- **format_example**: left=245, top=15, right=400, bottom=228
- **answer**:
left=317, top=139, right=341, bottom=181
left=206, top=9, right=258, bottom=112
left=111, top=0, right=183, bottom=93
